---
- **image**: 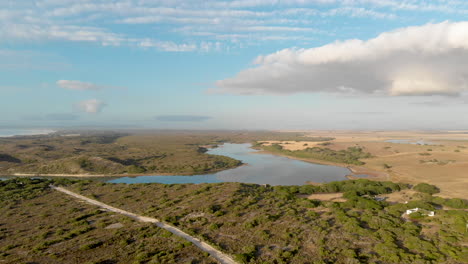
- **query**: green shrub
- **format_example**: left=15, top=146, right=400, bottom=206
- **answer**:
left=80, top=241, right=103, bottom=250
left=413, top=183, right=440, bottom=194
left=234, top=245, right=257, bottom=263
left=443, top=198, right=468, bottom=209
left=126, top=165, right=147, bottom=173
left=209, top=223, right=220, bottom=230
left=383, top=163, right=392, bottom=169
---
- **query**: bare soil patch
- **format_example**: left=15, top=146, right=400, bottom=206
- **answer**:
left=307, top=192, right=346, bottom=202
left=377, top=189, right=418, bottom=204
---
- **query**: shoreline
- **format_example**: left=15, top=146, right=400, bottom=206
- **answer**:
left=1, top=163, right=247, bottom=178
left=256, top=149, right=389, bottom=181
left=1, top=145, right=388, bottom=181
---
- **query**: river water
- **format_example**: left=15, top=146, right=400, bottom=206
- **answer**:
left=109, top=143, right=352, bottom=185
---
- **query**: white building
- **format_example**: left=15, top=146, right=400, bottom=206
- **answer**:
left=405, top=208, right=435, bottom=217
left=406, top=208, right=419, bottom=214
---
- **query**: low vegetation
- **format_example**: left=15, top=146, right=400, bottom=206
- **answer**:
left=1, top=130, right=467, bottom=263
left=0, top=131, right=241, bottom=175
left=413, top=183, right=440, bottom=195
left=260, top=143, right=372, bottom=165
left=0, top=178, right=216, bottom=264
left=1, top=178, right=467, bottom=263
left=53, top=178, right=468, bottom=264
left=0, top=131, right=331, bottom=176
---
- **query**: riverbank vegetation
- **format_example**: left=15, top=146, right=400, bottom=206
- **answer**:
left=259, top=143, right=372, bottom=165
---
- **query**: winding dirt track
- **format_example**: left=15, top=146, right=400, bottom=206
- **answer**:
left=51, top=186, right=237, bottom=264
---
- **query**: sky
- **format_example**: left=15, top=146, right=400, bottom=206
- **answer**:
left=1, top=0, right=468, bottom=130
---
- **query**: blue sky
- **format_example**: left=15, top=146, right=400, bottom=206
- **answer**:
left=1, top=0, right=468, bottom=130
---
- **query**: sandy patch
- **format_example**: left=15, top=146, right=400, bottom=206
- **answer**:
left=377, top=189, right=417, bottom=204
left=258, top=140, right=324, bottom=150
left=105, top=223, right=124, bottom=229
left=307, top=193, right=346, bottom=202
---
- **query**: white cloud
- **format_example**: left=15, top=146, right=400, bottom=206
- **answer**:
left=214, top=21, right=468, bottom=96
left=57, top=80, right=104, bottom=90
left=0, top=23, right=213, bottom=52
left=0, top=24, right=125, bottom=46
left=138, top=39, right=198, bottom=51
left=324, top=7, right=396, bottom=19
left=0, top=1, right=398, bottom=44
left=75, top=99, right=106, bottom=113
left=233, top=26, right=316, bottom=32
left=2, top=0, right=467, bottom=52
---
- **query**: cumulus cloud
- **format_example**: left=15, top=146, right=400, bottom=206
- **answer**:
left=75, top=99, right=106, bottom=113
left=155, top=115, right=212, bottom=122
left=214, top=21, right=468, bottom=97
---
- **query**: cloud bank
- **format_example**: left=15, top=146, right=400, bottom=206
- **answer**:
left=75, top=99, right=106, bottom=113
left=215, top=21, right=468, bottom=97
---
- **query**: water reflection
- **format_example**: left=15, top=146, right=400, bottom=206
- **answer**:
left=109, top=143, right=351, bottom=185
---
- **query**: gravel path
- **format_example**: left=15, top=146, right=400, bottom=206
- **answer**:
left=51, top=185, right=237, bottom=264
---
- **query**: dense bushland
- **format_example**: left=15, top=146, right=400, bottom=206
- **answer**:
left=64, top=179, right=468, bottom=264
left=0, top=178, right=216, bottom=264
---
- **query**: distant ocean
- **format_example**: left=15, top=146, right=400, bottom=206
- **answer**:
left=0, top=129, right=56, bottom=138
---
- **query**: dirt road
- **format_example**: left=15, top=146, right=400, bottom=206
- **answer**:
left=51, top=186, right=237, bottom=264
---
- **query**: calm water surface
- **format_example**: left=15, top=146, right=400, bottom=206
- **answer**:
left=109, top=143, right=351, bottom=185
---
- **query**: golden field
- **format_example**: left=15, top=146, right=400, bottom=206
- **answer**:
left=268, top=131, right=468, bottom=198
